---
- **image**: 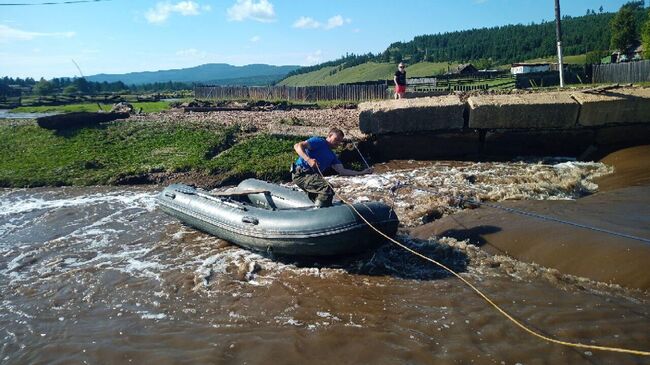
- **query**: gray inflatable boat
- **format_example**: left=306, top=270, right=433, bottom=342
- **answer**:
left=157, top=178, right=399, bottom=256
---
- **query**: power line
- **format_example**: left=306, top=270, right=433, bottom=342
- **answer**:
left=0, top=0, right=112, bottom=6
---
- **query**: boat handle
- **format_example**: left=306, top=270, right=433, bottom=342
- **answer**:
left=241, top=216, right=259, bottom=225
left=164, top=192, right=176, bottom=199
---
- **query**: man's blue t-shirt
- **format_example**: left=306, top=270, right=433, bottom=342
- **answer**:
left=295, top=137, right=341, bottom=172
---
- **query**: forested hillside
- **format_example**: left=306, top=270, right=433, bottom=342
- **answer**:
left=284, top=4, right=648, bottom=82
left=381, top=12, right=614, bottom=65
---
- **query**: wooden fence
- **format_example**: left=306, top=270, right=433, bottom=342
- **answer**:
left=194, top=84, right=389, bottom=102
left=593, top=60, right=650, bottom=84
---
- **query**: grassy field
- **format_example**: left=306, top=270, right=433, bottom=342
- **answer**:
left=10, top=101, right=171, bottom=114
left=0, top=122, right=302, bottom=187
left=277, top=54, right=590, bottom=87
left=278, top=61, right=460, bottom=87
left=522, top=54, right=587, bottom=65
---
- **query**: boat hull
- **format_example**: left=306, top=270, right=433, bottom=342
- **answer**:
left=157, top=179, right=399, bottom=256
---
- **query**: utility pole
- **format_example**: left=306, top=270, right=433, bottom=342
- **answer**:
left=555, top=0, right=565, bottom=87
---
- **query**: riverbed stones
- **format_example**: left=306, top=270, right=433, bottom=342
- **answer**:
left=358, top=96, right=465, bottom=134
left=572, top=87, right=650, bottom=126
left=467, top=92, right=579, bottom=129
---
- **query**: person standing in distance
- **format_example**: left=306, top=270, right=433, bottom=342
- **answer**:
left=292, top=128, right=373, bottom=208
left=394, top=62, right=407, bottom=99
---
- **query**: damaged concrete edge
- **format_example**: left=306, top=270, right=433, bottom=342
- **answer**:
left=360, top=86, right=650, bottom=134
left=356, top=87, right=650, bottom=161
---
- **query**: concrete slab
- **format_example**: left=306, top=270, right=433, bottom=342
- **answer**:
left=468, top=92, right=579, bottom=129
left=572, top=87, right=650, bottom=126
left=594, top=124, right=650, bottom=147
left=369, top=131, right=480, bottom=161
left=358, top=96, right=465, bottom=134
left=484, top=129, right=595, bottom=157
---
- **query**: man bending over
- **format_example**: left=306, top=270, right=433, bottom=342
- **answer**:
left=292, top=128, right=373, bottom=207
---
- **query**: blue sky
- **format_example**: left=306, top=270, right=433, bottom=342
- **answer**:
left=0, top=0, right=637, bottom=79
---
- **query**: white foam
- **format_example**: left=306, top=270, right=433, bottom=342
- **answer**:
left=0, top=191, right=158, bottom=217
left=139, top=312, right=167, bottom=320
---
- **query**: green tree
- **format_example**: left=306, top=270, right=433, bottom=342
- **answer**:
left=586, top=50, right=610, bottom=64
left=643, top=11, right=650, bottom=59
left=33, top=78, right=54, bottom=95
left=72, top=77, right=90, bottom=93
left=610, top=6, right=638, bottom=51
left=63, top=84, right=79, bottom=95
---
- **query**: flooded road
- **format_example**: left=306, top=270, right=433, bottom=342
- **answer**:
left=1, top=158, right=649, bottom=364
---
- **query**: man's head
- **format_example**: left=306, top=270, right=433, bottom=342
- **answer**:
left=398, top=62, right=405, bottom=71
left=326, top=128, right=344, bottom=148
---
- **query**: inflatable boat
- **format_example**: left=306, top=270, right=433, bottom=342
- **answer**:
left=157, top=179, right=399, bottom=256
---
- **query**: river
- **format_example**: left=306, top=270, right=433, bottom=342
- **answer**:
left=1, top=156, right=648, bottom=364
left=0, top=110, right=59, bottom=120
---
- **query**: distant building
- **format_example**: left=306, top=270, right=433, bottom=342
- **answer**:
left=606, top=44, right=645, bottom=63
left=453, top=63, right=479, bottom=75
left=510, top=63, right=551, bottom=74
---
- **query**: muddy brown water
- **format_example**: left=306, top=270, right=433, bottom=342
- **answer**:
left=1, top=149, right=649, bottom=364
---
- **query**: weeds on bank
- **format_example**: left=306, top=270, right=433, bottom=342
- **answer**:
left=207, top=134, right=303, bottom=183
left=0, top=122, right=302, bottom=187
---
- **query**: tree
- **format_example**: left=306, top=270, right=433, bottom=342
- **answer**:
left=72, top=77, right=90, bottom=93
left=63, top=84, right=79, bottom=95
left=610, top=6, right=638, bottom=51
left=586, top=50, right=610, bottom=64
left=642, top=11, right=650, bottom=59
left=599, top=6, right=604, bottom=13
left=33, top=78, right=54, bottom=95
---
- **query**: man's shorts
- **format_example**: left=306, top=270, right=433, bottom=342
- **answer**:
left=396, top=84, right=406, bottom=93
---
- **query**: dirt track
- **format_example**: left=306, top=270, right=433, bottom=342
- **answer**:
left=127, top=108, right=365, bottom=139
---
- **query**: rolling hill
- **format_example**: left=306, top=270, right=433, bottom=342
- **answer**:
left=86, top=63, right=300, bottom=86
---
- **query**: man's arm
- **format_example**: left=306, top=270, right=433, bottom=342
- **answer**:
left=331, top=164, right=373, bottom=176
left=393, top=75, right=398, bottom=86
left=293, top=140, right=318, bottom=168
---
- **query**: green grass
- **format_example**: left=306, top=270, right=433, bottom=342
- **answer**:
left=0, top=123, right=304, bottom=187
left=207, top=134, right=303, bottom=182
left=523, top=54, right=587, bottom=65
left=278, top=62, right=461, bottom=86
left=279, top=55, right=591, bottom=87
left=405, top=62, right=460, bottom=77
left=10, top=101, right=171, bottom=114
left=0, top=123, right=232, bottom=187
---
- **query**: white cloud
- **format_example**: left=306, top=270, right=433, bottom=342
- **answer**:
left=305, top=50, right=322, bottom=64
left=0, top=24, right=75, bottom=43
left=145, top=1, right=208, bottom=24
left=250, top=35, right=261, bottom=42
left=227, top=0, right=275, bottom=22
left=293, top=16, right=320, bottom=29
left=324, top=15, right=350, bottom=30
left=293, top=15, right=351, bottom=30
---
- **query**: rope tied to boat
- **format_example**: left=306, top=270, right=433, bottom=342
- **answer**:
left=315, top=159, right=650, bottom=357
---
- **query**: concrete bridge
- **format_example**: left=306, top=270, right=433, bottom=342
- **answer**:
left=357, top=87, right=650, bottom=161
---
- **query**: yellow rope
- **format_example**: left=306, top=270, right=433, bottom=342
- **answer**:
left=316, top=167, right=650, bottom=357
